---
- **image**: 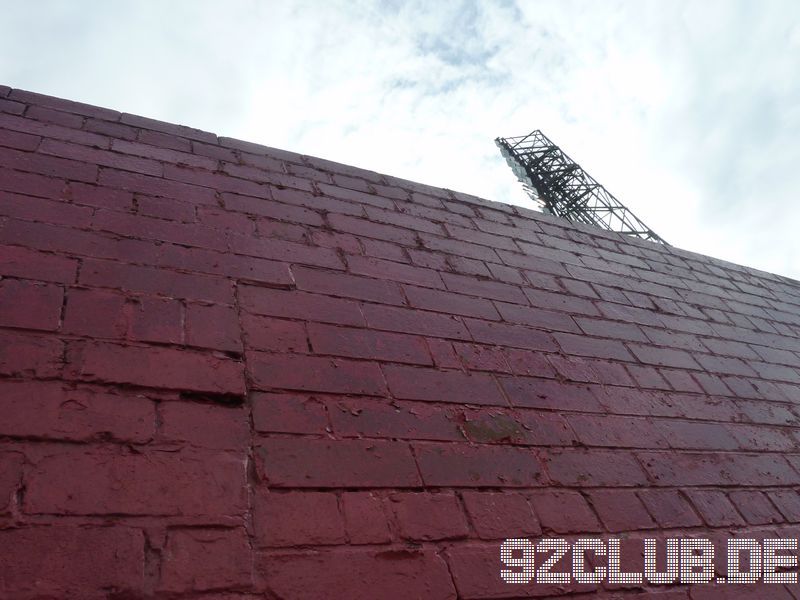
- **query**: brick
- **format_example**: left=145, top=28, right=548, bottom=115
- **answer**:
left=159, top=401, right=248, bottom=449
left=342, top=492, right=392, bottom=543
left=80, top=258, right=237, bottom=304
left=414, top=443, right=546, bottom=487
left=445, top=542, right=584, bottom=599
left=404, top=285, right=500, bottom=320
left=461, top=409, right=573, bottom=446
left=364, top=206, right=444, bottom=235
left=693, top=584, right=792, bottom=600
left=294, top=265, right=403, bottom=304
left=654, top=419, right=740, bottom=450
left=543, top=449, right=649, bottom=486
left=659, top=368, right=704, bottom=392
left=728, top=490, right=783, bottom=525
left=445, top=222, right=519, bottom=251
left=112, top=137, right=217, bottom=169
left=84, top=117, right=138, bottom=140
left=98, top=167, right=218, bottom=204
left=426, top=338, right=461, bottom=368
left=442, top=272, right=527, bottom=304
left=313, top=230, right=362, bottom=253
left=503, top=348, right=557, bottom=378
left=495, top=301, right=581, bottom=333
left=0, top=278, right=63, bottom=331
left=25, top=105, right=85, bottom=127
left=0, top=167, right=64, bottom=199
left=567, top=414, right=669, bottom=448
left=384, top=364, right=505, bottom=406
left=320, top=182, right=397, bottom=208
left=261, top=548, right=455, bottom=600
left=242, top=314, right=307, bottom=352
left=0, top=245, right=78, bottom=284
left=515, top=410, right=576, bottom=446
left=11, top=89, right=119, bottom=119
left=628, top=344, right=702, bottom=369
left=25, top=446, right=246, bottom=517
left=0, top=329, right=63, bottom=377
left=702, top=337, right=761, bottom=359
left=160, top=528, right=252, bottom=593
left=137, top=194, right=196, bottom=221
left=639, top=489, right=703, bottom=528
left=222, top=191, right=324, bottom=225
left=250, top=394, right=329, bottom=438
left=555, top=332, right=634, bottom=360
left=121, top=112, right=216, bottom=142
left=767, top=490, right=800, bottom=522
left=551, top=355, right=633, bottom=385
left=330, top=397, right=463, bottom=441
left=154, top=242, right=290, bottom=287
left=461, top=491, right=540, bottom=539
left=453, top=342, right=510, bottom=372
left=641, top=452, right=800, bottom=486
left=696, top=354, right=760, bottom=377
left=248, top=352, right=386, bottom=395
left=465, top=318, right=557, bottom=352
left=390, top=492, right=469, bottom=540
left=254, top=491, right=345, bottom=547
left=587, top=489, right=655, bottom=532
left=257, top=437, right=420, bottom=487
left=66, top=340, right=246, bottom=395
left=727, top=423, right=799, bottom=451
left=240, top=285, right=364, bottom=327
left=500, top=377, right=603, bottom=412
left=0, top=145, right=97, bottom=182
left=63, top=287, right=127, bottom=338
left=40, top=138, right=162, bottom=176
left=598, top=300, right=663, bottom=326
left=256, top=216, right=307, bottom=241
left=66, top=181, right=133, bottom=210
left=328, top=213, right=417, bottom=245
left=575, top=316, right=648, bottom=342
left=309, top=323, right=432, bottom=364
left=271, top=186, right=362, bottom=215
left=0, top=380, right=153, bottom=443
left=0, top=526, right=145, bottom=597
left=128, top=295, right=183, bottom=343
left=626, top=364, right=672, bottom=389
left=0, top=98, right=25, bottom=114
left=363, top=303, right=471, bottom=339
left=0, top=452, right=23, bottom=513
left=229, top=232, right=342, bottom=269
left=419, top=233, right=501, bottom=262
left=0, top=127, right=41, bottom=150
left=185, top=302, right=242, bottom=352
left=0, top=189, right=93, bottom=227
left=348, top=255, right=444, bottom=288
left=192, top=203, right=255, bottom=234
left=524, top=287, right=600, bottom=316
left=0, top=111, right=109, bottom=148
left=736, top=399, right=799, bottom=426
left=593, top=386, right=683, bottom=418
left=527, top=490, right=601, bottom=534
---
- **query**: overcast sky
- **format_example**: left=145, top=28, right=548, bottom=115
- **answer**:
left=1, top=1, right=799, bottom=278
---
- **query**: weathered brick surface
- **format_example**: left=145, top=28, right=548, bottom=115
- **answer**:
left=3, top=87, right=800, bottom=597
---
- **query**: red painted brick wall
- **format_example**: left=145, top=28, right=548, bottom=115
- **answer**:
left=2, top=87, right=800, bottom=598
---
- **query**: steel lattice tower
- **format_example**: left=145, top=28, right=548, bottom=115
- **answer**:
left=496, top=130, right=666, bottom=244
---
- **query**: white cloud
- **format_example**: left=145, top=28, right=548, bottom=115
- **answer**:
left=1, top=0, right=799, bottom=277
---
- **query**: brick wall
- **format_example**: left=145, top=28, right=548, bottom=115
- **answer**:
left=2, top=86, right=800, bottom=598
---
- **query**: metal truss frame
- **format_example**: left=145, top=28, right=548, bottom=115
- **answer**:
left=496, top=130, right=666, bottom=244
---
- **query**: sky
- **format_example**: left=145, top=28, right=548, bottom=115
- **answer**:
left=1, top=0, right=799, bottom=278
